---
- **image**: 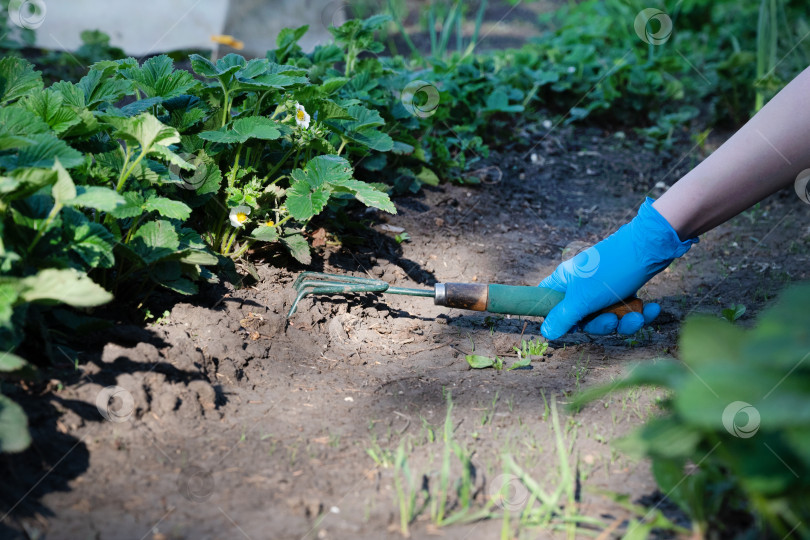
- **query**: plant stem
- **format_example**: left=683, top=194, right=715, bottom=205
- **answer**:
left=221, top=89, right=231, bottom=128
left=253, top=90, right=270, bottom=116
left=231, top=238, right=255, bottom=258
left=220, top=227, right=235, bottom=253
left=264, top=147, right=296, bottom=182
left=123, top=215, right=144, bottom=244
left=27, top=203, right=62, bottom=253
left=116, top=149, right=147, bottom=193
left=336, top=138, right=347, bottom=156
left=223, top=227, right=239, bottom=255
left=229, top=144, right=243, bottom=187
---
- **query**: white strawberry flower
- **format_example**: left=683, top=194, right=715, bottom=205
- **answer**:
left=229, top=205, right=251, bottom=228
left=295, top=102, right=310, bottom=129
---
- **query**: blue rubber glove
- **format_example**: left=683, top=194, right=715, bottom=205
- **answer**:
left=539, top=198, right=698, bottom=340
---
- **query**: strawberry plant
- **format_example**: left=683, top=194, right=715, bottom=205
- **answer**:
left=573, top=283, right=810, bottom=537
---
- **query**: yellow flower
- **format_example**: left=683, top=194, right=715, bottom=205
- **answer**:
left=264, top=220, right=275, bottom=227
left=210, top=35, right=244, bottom=50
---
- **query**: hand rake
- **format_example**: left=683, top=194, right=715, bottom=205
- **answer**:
left=288, top=272, right=642, bottom=320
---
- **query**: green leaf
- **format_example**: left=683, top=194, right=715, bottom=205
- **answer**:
left=68, top=186, right=126, bottom=211
left=282, top=233, right=311, bottom=265
left=242, top=71, right=308, bottom=90
left=0, top=394, right=31, bottom=453
left=340, top=126, right=393, bottom=152
left=721, top=304, right=746, bottom=322
left=164, top=95, right=208, bottom=132
left=484, top=88, right=524, bottom=113
left=71, top=222, right=116, bottom=268
left=190, top=53, right=245, bottom=80
left=391, top=141, right=415, bottom=155
left=327, top=104, right=394, bottom=152
left=343, top=104, right=385, bottom=130
left=129, top=219, right=180, bottom=264
left=174, top=249, right=218, bottom=266
left=361, top=13, right=393, bottom=30
left=286, top=155, right=353, bottom=221
left=75, top=68, right=131, bottom=108
left=161, top=278, right=197, bottom=295
left=144, top=196, right=192, bottom=220
left=615, top=416, right=701, bottom=460
left=19, top=268, right=113, bottom=307
left=291, top=154, right=353, bottom=188
left=51, top=158, right=77, bottom=204
left=0, top=351, right=26, bottom=372
left=508, top=356, right=532, bottom=370
left=319, top=100, right=353, bottom=120
left=198, top=116, right=282, bottom=144
left=321, top=77, right=349, bottom=94
left=196, top=129, right=244, bottom=144
left=189, top=54, right=223, bottom=79
left=0, top=134, right=33, bottom=152
left=416, top=167, right=440, bottom=186
left=119, top=97, right=163, bottom=117
left=171, top=151, right=221, bottom=206
left=0, top=57, right=43, bottom=105
left=8, top=134, right=84, bottom=169
left=0, top=105, right=50, bottom=138
left=680, top=316, right=744, bottom=368
left=466, top=355, right=495, bottom=369
left=0, top=168, right=56, bottom=203
left=105, top=112, right=180, bottom=153
left=50, top=80, right=86, bottom=108
left=22, top=88, right=81, bottom=134
left=118, top=55, right=198, bottom=99
left=233, top=116, right=282, bottom=140
left=286, top=181, right=332, bottom=221
left=0, top=284, right=20, bottom=328
left=331, top=178, right=396, bottom=214
left=109, top=191, right=145, bottom=219
left=675, top=363, right=810, bottom=429
left=251, top=225, right=279, bottom=242
left=61, top=108, right=100, bottom=139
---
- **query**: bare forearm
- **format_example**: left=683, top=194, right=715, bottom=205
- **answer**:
left=653, top=66, right=810, bottom=239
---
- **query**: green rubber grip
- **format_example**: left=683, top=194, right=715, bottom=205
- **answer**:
left=485, top=284, right=565, bottom=317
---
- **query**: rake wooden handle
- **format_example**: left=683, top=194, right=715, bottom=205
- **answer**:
left=434, top=283, right=643, bottom=319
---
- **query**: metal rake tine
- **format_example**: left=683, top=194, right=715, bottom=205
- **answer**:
left=287, top=272, right=390, bottom=318
left=292, top=272, right=385, bottom=291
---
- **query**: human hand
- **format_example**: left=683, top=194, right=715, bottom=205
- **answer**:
left=539, top=198, right=698, bottom=340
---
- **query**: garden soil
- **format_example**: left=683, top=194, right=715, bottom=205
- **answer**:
left=3, top=125, right=809, bottom=540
